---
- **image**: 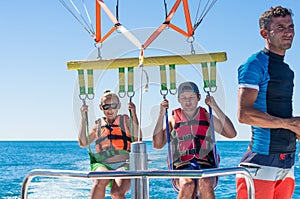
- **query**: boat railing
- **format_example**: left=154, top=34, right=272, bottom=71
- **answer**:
left=21, top=166, right=255, bottom=199
left=21, top=142, right=254, bottom=198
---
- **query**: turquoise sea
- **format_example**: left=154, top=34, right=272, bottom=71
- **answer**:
left=1, top=140, right=300, bottom=199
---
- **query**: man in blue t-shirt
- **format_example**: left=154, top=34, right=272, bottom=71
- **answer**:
left=236, top=6, right=300, bottom=199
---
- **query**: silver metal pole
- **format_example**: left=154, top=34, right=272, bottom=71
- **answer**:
left=130, top=142, right=149, bottom=199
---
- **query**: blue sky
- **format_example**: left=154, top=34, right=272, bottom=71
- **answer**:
left=0, top=1, right=299, bottom=140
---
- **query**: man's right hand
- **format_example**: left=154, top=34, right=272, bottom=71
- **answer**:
left=285, top=117, right=300, bottom=135
left=160, top=99, right=169, bottom=114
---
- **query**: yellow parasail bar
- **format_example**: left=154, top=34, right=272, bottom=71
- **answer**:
left=67, top=52, right=227, bottom=70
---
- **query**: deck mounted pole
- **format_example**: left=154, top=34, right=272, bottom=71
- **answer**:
left=130, top=142, right=149, bottom=199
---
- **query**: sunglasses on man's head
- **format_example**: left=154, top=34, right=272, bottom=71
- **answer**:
left=102, top=103, right=118, bottom=110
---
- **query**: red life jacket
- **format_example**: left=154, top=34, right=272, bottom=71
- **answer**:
left=95, top=115, right=132, bottom=153
left=171, top=107, right=215, bottom=166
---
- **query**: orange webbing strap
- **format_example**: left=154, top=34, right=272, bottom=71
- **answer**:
left=143, top=0, right=181, bottom=49
left=182, top=0, right=193, bottom=36
left=168, top=24, right=190, bottom=38
left=95, top=0, right=121, bottom=43
left=95, top=0, right=101, bottom=42
left=95, top=0, right=141, bottom=48
left=144, top=0, right=193, bottom=49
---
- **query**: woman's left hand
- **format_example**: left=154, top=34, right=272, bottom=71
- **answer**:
left=128, top=102, right=136, bottom=112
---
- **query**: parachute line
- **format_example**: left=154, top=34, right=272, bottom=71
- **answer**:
left=59, top=0, right=95, bottom=38
left=116, top=0, right=119, bottom=21
left=163, top=0, right=168, bottom=19
left=193, top=0, right=218, bottom=31
left=81, top=0, right=95, bottom=34
left=68, top=0, right=95, bottom=35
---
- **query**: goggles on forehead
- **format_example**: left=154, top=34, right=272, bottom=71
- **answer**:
left=102, top=103, right=118, bottom=110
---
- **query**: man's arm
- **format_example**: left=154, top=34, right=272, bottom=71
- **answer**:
left=152, top=99, right=172, bottom=149
left=238, top=88, right=300, bottom=135
left=205, top=95, right=236, bottom=138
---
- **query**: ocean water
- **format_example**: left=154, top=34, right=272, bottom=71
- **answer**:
left=1, top=140, right=300, bottom=199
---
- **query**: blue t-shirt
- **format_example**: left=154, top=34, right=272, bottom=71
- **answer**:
left=238, top=48, right=296, bottom=155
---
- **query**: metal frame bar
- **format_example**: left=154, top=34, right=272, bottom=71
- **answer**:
left=21, top=167, right=255, bottom=199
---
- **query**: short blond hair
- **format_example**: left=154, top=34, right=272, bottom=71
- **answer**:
left=99, top=90, right=120, bottom=106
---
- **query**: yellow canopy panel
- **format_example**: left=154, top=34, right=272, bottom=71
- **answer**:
left=67, top=52, right=227, bottom=70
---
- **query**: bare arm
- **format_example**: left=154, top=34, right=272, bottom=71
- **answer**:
left=127, top=102, right=142, bottom=141
left=152, top=99, right=173, bottom=149
left=238, top=88, right=300, bottom=135
left=78, top=104, right=97, bottom=147
left=205, top=95, right=237, bottom=138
